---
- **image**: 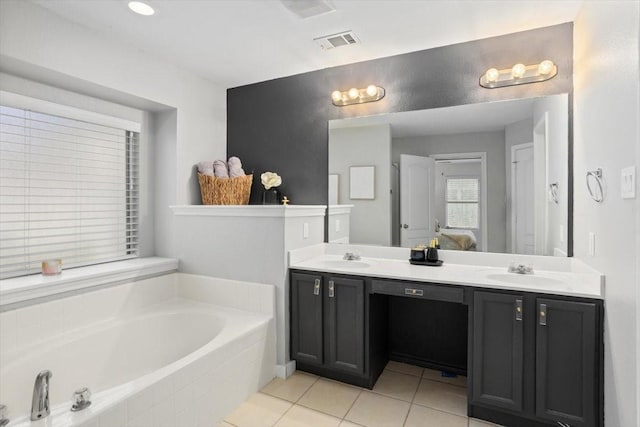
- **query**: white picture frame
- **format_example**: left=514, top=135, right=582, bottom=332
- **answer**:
left=349, top=166, right=375, bottom=199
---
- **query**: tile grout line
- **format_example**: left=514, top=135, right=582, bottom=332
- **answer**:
left=340, top=386, right=364, bottom=425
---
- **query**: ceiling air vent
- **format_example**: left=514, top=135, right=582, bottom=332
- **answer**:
left=280, top=0, right=335, bottom=19
left=314, top=31, right=360, bottom=50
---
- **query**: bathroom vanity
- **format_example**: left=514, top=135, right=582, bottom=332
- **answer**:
left=289, top=245, right=604, bottom=427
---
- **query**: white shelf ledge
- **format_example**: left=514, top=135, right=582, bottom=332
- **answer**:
left=170, top=205, right=327, bottom=218
left=0, top=257, right=178, bottom=308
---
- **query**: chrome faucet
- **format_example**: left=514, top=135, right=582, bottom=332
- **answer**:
left=31, top=370, right=52, bottom=421
left=508, top=263, right=534, bottom=275
left=343, top=252, right=361, bottom=261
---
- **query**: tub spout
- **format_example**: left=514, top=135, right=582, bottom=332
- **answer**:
left=30, top=370, right=52, bottom=421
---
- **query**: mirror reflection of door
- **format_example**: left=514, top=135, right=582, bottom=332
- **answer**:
left=512, top=143, right=535, bottom=254
left=399, top=154, right=435, bottom=248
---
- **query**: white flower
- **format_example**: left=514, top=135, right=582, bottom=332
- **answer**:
left=261, top=172, right=282, bottom=189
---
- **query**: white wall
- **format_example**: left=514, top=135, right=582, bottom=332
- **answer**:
left=574, top=2, right=640, bottom=426
left=329, top=125, right=392, bottom=246
left=533, top=94, right=569, bottom=256
left=505, top=118, right=534, bottom=253
left=393, top=131, right=506, bottom=253
left=171, top=208, right=325, bottom=373
left=0, top=0, right=227, bottom=258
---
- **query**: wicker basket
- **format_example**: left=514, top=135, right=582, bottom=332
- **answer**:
left=198, top=173, right=253, bottom=205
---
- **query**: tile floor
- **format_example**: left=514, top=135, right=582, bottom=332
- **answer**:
left=220, top=361, right=503, bottom=427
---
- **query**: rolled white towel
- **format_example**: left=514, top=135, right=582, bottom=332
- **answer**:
left=213, top=160, right=229, bottom=178
left=197, top=161, right=214, bottom=176
left=228, top=156, right=245, bottom=177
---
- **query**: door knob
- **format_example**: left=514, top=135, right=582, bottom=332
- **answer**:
left=402, top=224, right=409, bottom=229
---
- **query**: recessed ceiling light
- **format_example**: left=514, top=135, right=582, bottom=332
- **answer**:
left=128, top=1, right=155, bottom=16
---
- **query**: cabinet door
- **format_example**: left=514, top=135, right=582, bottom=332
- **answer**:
left=326, top=276, right=365, bottom=375
left=471, top=291, right=524, bottom=412
left=291, top=272, right=324, bottom=365
left=536, top=298, right=597, bottom=426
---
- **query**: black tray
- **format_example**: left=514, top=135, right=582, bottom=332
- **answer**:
left=409, top=259, right=444, bottom=267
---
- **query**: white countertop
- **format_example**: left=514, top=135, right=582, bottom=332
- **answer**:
left=289, top=244, right=605, bottom=299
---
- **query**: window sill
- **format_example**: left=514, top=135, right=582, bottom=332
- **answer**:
left=0, top=257, right=178, bottom=308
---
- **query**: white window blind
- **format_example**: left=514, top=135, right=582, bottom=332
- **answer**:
left=0, top=98, right=140, bottom=279
left=446, top=178, right=479, bottom=229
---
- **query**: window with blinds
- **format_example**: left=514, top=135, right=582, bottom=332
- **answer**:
left=0, top=99, right=139, bottom=279
left=446, top=177, right=479, bottom=229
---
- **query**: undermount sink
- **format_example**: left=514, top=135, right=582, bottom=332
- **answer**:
left=317, top=260, right=372, bottom=269
left=484, top=273, right=566, bottom=286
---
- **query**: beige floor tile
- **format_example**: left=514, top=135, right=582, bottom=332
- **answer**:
left=413, top=379, right=467, bottom=417
left=371, top=369, right=420, bottom=402
left=274, top=405, right=342, bottom=427
left=338, top=422, right=364, bottom=427
left=261, top=372, right=318, bottom=402
left=385, top=361, right=424, bottom=377
left=422, top=369, right=467, bottom=388
left=297, top=378, right=361, bottom=418
left=345, top=391, right=410, bottom=427
left=468, top=418, right=504, bottom=427
left=404, top=404, right=468, bottom=427
left=224, top=393, right=292, bottom=427
left=218, top=423, right=236, bottom=427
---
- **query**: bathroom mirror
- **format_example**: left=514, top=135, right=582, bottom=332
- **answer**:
left=328, top=94, right=570, bottom=256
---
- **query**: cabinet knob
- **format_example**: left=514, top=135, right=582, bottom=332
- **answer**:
left=313, top=279, right=320, bottom=296
left=515, top=299, right=523, bottom=321
left=328, top=281, right=335, bottom=298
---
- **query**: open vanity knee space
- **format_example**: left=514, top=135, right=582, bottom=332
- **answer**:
left=289, top=244, right=605, bottom=427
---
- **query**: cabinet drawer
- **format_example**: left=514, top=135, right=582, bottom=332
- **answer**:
left=371, top=280, right=464, bottom=303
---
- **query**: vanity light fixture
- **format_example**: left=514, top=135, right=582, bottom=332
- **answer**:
left=128, top=1, right=155, bottom=16
left=479, top=60, right=557, bottom=88
left=331, top=85, right=385, bottom=106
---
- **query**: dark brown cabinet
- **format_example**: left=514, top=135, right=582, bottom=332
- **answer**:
left=290, top=272, right=324, bottom=365
left=535, top=298, right=599, bottom=426
left=470, top=290, right=603, bottom=427
left=471, top=291, right=524, bottom=412
left=290, top=271, right=375, bottom=386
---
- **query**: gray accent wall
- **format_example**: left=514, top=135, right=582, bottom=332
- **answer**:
left=227, top=23, right=573, bottom=207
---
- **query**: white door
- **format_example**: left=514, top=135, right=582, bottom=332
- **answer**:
left=512, top=143, right=535, bottom=254
left=400, top=154, right=435, bottom=248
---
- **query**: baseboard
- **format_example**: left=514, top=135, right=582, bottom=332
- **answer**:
left=275, top=360, right=296, bottom=379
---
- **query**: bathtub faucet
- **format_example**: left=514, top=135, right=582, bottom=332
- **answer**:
left=31, top=370, right=52, bottom=421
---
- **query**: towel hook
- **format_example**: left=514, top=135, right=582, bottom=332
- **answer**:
left=586, top=168, right=604, bottom=203
left=548, top=182, right=559, bottom=204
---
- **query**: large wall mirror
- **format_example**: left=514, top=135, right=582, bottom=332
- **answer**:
left=328, top=94, right=570, bottom=257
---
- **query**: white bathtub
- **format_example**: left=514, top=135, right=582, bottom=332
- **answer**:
left=0, top=272, right=276, bottom=427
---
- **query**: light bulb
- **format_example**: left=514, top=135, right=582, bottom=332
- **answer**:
left=366, top=85, right=378, bottom=97
left=538, top=60, right=555, bottom=75
left=331, top=90, right=343, bottom=103
left=128, top=1, right=155, bottom=15
left=348, top=88, right=360, bottom=99
left=484, top=68, right=500, bottom=83
left=511, top=63, right=526, bottom=79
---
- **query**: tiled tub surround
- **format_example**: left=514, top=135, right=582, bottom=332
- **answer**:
left=0, top=273, right=276, bottom=427
left=289, top=243, right=604, bottom=299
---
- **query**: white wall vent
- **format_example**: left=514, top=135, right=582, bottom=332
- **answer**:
left=280, top=0, right=335, bottom=19
left=314, top=31, right=360, bottom=50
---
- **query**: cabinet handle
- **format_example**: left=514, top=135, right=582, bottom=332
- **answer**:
left=539, top=303, right=547, bottom=326
left=515, top=299, right=523, bottom=321
left=328, top=281, right=335, bottom=298
left=313, top=279, right=320, bottom=296
left=405, top=288, right=424, bottom=297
